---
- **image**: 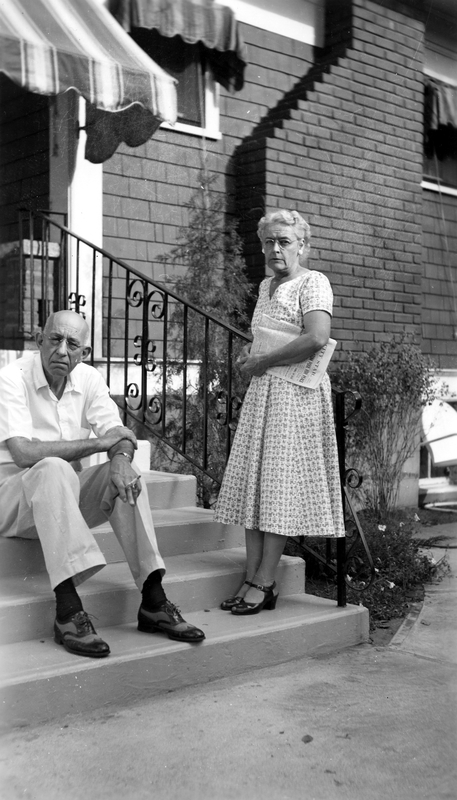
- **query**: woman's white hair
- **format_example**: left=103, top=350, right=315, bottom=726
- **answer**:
left=257, top=210, right=311, bottom=245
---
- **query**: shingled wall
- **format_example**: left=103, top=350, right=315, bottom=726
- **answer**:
left=102, top=24, right=314, bottom=281
left=422, top=190, right=457, bottom=371
left=236, top=0, right=426, bottom=357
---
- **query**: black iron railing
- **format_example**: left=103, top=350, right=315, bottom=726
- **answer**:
left=15, top=209, right=375, bottom=607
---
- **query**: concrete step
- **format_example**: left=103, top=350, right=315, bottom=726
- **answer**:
left=0, top=509, right=244, bottom=578
left=0, top=549, right=305, bottom=644
left=95, top=509, right=244, bottom=561
left=135, top=470, right=197, bottom=509
left=0, top=596, right=369, bottom=729
left=64, top=466, right=197, bottom=511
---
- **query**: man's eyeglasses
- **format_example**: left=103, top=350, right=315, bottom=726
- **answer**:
left=44, top=334, right=84, bottom=352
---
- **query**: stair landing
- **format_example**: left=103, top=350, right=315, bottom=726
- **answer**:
left=0, top=469, right=369, bottom=729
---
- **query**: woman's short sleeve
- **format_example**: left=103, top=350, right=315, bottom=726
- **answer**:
left=300, top=271, right=333, bottom=316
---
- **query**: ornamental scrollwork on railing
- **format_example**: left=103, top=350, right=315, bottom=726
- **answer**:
left=68, top=292, right=86, bottom=317
left=147, top=290, right=166, bottom=320
left=344, top=467, right=363, bottom=491
left=127, top=283, right=165, bottom=320
left=125, top=382, right=142, bottom=412
left=133, top=335, right=158, bottom=372
left=228, top=396, right=243, bottom=431
left=147, top=396, right=163, bottom=425
left=127, top=279, right=144, bottom=308
left=342, top=468, right=376, bottom=591
left=216, top=391, right=244, bottom=431
left=124, top=385, right=163, bottom=425
left=342, top=390, right=362, bottom=426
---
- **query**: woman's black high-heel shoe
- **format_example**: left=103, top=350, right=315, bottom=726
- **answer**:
left=231, top=581, right=278, bottom=615
left=220, top=581, right=252, bottom=611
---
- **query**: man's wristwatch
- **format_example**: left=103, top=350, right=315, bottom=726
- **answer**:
left=113, top=451, right=133, bottom=463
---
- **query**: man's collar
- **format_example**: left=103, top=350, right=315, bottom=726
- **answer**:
left=33, top=353, right=83, bottom=394
left=33, top=354, right=50, bottom=391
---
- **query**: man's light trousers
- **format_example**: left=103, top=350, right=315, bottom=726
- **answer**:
left=0, top=457, right=165, bottom=589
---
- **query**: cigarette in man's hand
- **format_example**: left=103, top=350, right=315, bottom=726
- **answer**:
left=125, top=478, right=140, bottom=489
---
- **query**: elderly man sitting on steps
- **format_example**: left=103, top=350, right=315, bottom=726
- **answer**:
left=0, top=310, right=205, bottom=657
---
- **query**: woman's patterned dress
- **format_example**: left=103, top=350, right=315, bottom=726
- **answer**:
left=214, top=270, right=345, bottom=538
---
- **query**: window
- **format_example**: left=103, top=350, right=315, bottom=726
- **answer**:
left=131, top=29, right=220, bottom=138
left=424, top=128, right=457, bottom=189
left=423, top=77, right=457, bottom=189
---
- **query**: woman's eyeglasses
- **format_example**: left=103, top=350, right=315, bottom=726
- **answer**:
left=263, top=238, right=301, bottom=250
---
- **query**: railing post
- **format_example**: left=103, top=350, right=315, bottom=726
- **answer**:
left=18, top=211, right=24, bottom=336
left=29, top=209, right=35, bottom=337
left=141, top=278, right=149, bottom=426
left=161, top=292, right=168, bottom=439
left=40, top=214, right=46, bottom=329
left=202, top=316, right=209, bottom=471
left=106, top=259, right=113, bottom=390
left=226, top=331, right=233, bottom=462
left=334, top=390, right=347, bottom=608
left=60, top=218, right=68, bottom=311
left=182, top=304, right=188, bottom=455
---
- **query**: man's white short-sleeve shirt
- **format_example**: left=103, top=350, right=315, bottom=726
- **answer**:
left=0, top=352, right=123, bottom=485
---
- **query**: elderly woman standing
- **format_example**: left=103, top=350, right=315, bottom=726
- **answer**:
left=214, top=209, right=345, bottom=614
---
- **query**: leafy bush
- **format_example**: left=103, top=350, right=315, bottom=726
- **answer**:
left=148, top=169, right=252, bottom=506
left=289, top=508, right=449, bottom=628
left=347, top=510, right=444, bottom=623
left=332, top=336, right=437, bottom=516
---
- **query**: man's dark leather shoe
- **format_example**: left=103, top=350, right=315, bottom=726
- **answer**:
left=54, top=611, right=110, bottom=658
left=138, top=601, right=205, bottom=642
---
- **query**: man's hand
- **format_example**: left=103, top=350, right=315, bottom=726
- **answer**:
left=109, top=457, right=142, bottom=507
left=101, top=426, right=138, bottom=452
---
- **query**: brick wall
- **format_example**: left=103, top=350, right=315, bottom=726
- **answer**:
left=102, top=24, right=314, bottom=282
left=101, top=0, right=457, bottom=369
left=422, top=189, right=457, bottom=369
left=236, top=0, right=425, bottom=357
left=0, top=75, right=49, bottom=244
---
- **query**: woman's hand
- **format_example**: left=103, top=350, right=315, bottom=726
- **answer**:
left=236, top=343, right=252, bottom=367
left=239, top=353, right=269, bottom=378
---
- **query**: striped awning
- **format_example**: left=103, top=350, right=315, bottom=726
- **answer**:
left=0, top=0, right=177, bottom=162
left=108, top=0, right=247, bottom=91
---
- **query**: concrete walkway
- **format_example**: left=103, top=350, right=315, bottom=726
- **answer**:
left=1, top=523, right=456, bottom=800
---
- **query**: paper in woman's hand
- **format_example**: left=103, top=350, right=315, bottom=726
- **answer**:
left=252, top=313, right=336, bottom=389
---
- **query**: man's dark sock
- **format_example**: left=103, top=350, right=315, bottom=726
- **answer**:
left=54, top=577, right=83, bottom=622
left=141, top=570, right=167, bottom=611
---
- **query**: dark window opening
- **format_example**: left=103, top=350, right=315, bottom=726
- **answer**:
left=131, top=29, right=205, bottom=128
left=423, top=78, right=457, bottom=188
left=424, top=126, right=457, bottom=188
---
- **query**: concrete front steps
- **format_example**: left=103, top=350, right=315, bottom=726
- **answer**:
left=0, top=470, right=369, bottom=729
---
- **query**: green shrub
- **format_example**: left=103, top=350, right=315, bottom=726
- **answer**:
left=290, top=508, right=449, bottom=627
left=148, top=168, right=252, bottom=506
left=332, top=336, right=437, bottom=516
